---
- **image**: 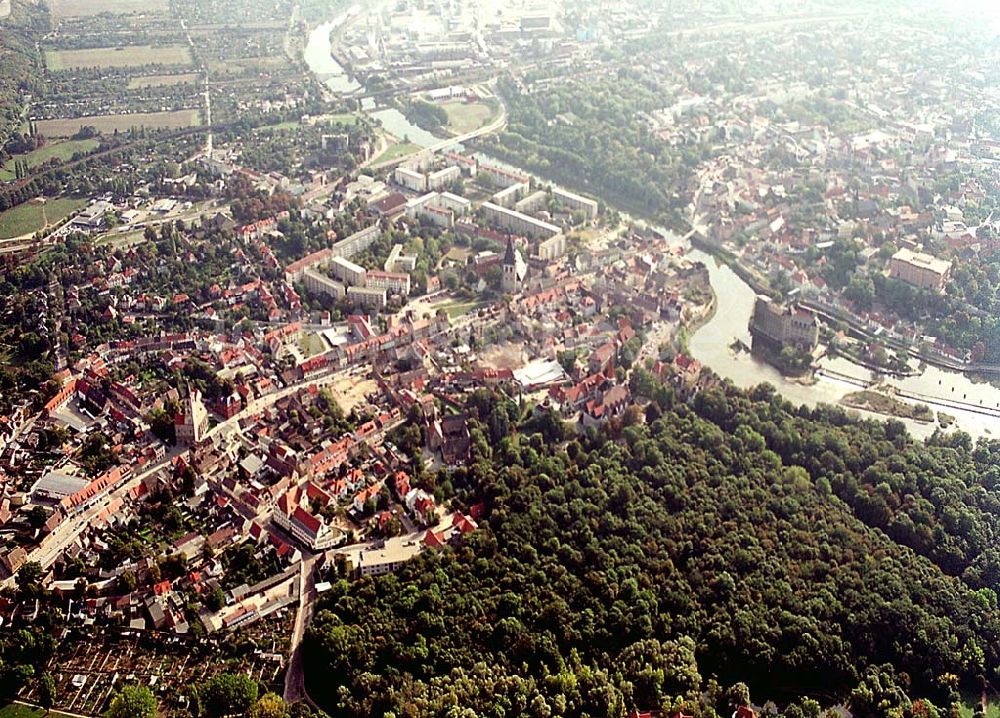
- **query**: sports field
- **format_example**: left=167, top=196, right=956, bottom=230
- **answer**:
left=0, top=139, right=100, bottom=180
left=48, top=0, right=168, bottom=17
left=36, top=109, right=201, bottom=137
left=46, top=45, right=192, bottom=71
left=0, top=198, right=86, bottom=240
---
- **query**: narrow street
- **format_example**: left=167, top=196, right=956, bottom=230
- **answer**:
left=283, top=554, right=320, bottom=705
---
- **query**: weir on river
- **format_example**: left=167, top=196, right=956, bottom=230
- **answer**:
left=686, top=246, right=1000, bottom=440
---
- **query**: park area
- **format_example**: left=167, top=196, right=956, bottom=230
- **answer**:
left=36, top=109, right=201, bottom=138
left=372, top=140, right=420, bottom=165
left=0, top=198, right=86, bottom=240
left=48, top=0, right=168, bottom=16
left=0, top=139, right=100, bottom=181
left=45, top=45, right=192, bottom=71
left=441, top=100, right=497, bottom=135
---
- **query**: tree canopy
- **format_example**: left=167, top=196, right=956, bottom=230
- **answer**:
left=304, top=378, right=1000, bottom=718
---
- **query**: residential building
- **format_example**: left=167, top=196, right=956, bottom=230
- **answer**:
left=435, top=192, right=471, bottom=216
left=347, top=286, right=388, bottom=309
left=366, top=270, right=412, bottom=296
left=427, top=166, right=461, bottom=191
left=553, top=186, right=599, bottom=219
left=480, top=201, right=561, bottom=240
left=394, top=167, right=427, bottom=192
left=303, top=269, right=347, bottom=299
left=330, top=257, right=367, bottom=287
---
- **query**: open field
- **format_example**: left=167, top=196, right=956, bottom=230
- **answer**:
left=0, top=139, right=100, bottom=180
left=36, top=109, right=201, bottom=137
left=373, top=140, right=420, bottom=165
left=48, top=0, right=168, bottom=16
left=127, top=72, right=200, bottom=89
left=46, top=45, right=192, bottom=71
left=328, top=375, right=377, bottom=413
left=320, top=112, right=361, bottom=126
left=0, top=703, right=77, bottom=718
left=0, top=198, right=86, bottom=240
left=443, top=298, right=491, bottom=319
left=958, top=697, right=1000, bottom=718
left=441, top=100, right=496, bottom=135
left=299, top=333, right=328, bottom=358
left=479, top=341, right=529, bottom=370
left=206, top=56, right=289, bottom=75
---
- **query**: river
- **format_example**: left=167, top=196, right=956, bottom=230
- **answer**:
left=303, top=9, right=451, bottom=149
left=687, top=248, right=1000, bottom=441
left=368, top=108, right=443, bottom=148
left=303, top=11, right=362, bottom=94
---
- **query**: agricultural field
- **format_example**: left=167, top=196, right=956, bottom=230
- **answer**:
left=36, top=109, right=201, bottom=137
left=48, top=0, right=169, bottom=17
left=441, top=100, right=497, bottom=135
left=45, top=45, right=192, bottom=71
left=0, top=198, right=86, bottom=240
left=127, top=72, right=201, bottom=89
left=0, top=139, right=100, bottom=180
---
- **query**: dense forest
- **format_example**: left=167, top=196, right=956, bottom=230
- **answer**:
left=304, top=379, right=1000, bottom=718
left=0, top=1, right=48, bottom=158
left=481, top=73, right=699, bottom=230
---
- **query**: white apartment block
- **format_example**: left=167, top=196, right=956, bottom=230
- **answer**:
left=553, top=186, right=599, bottom=219
left=366, top=270, right=412, bottom=296
left=480, top=201, right=561, bottom=239
left=394, top=166, right=427, bottom=192
left=347, top=286, right=387, bottom=309
left=330, top=256, right=367, bottom=286
left=303, top=269, right=347, bottom=299
left=427, top=165, right=461, bottom=191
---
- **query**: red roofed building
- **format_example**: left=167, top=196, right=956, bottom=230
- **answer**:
left=273, top=489, right=342, bottom=551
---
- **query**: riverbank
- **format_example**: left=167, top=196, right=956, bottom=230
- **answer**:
left=681, top=289, right=718, bottom=349
left=841, top=389, right=935, bottom=424
left=690, top=235, right=774, bottom=297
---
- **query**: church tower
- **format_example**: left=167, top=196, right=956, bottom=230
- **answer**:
left=502, top=237, right=525, bottom=294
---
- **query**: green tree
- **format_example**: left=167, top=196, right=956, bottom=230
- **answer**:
left=199, top=673, right=259, bottom=718
left=38, top=672, right=56, bottom=713
left=106, top=684, right=157, bottom=718
left=251, top=692, right=291, bottom=718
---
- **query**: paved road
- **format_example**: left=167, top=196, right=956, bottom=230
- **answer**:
left=283, top=554, right=320, bottom=704
left=2, top=447, right=183, bottom=585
